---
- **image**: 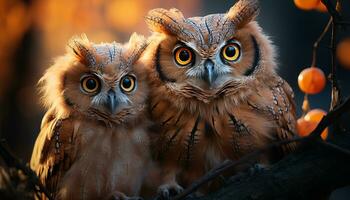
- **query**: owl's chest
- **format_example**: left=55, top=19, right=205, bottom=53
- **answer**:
left=150, top=98, right=273, bottom=169
left=60, top=123, right=150, bottom=198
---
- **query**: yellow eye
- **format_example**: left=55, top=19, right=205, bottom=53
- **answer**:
left=120, top=75, right=136, bottom=92
left=221, top=43, right=241, bottom=62
left=174, top=47, right=194, bottom=66
left=81, top=76, right=100, bottom=94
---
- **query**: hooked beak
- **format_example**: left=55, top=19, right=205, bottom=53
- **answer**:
left=106, top=90, right=118, bottom=114
left=203, top=59, right=217, bottom=86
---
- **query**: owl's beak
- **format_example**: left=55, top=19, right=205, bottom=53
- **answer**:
left=106, top=90, right=118, bottom=114
left=203, top=59, right=217, bottom=86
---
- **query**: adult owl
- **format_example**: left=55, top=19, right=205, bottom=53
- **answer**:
left=30, top=34, right=149, bottom=200
left=143, top=0, right=297, bottom=197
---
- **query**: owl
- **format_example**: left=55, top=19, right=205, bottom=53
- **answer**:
left=143, top=0, right=297, bottom=197
left=30, top=34, right=150, bottom=200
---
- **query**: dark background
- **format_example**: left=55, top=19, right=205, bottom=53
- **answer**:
left=0, top=0, right=349, bottom=173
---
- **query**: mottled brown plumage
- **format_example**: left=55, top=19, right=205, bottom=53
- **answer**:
left=143, top=0, right=297, bottom=196
left=30, top=34, right=150, bottom=200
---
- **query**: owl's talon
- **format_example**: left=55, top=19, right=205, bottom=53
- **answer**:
left=157, top=183, right=184, bottom=200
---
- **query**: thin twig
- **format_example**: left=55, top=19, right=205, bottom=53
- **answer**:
left=330, top=17, right=340, bottom=110
left=321, top=0, right=342, bottom=22
left=172, top=97, right=350, bottom=200
left=0, top=141, right=53, bottom=200
left=321, top=0, right=342, bottom=109
left=318, top=140, right=350, bottom=156
left=311, top=18, right=332, bottom=67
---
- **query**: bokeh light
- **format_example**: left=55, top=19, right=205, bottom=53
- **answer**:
left=337, top=38, right=350, bottom=69
left=0, top=0, right=200, bottom=159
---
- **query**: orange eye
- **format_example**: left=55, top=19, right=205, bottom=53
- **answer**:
left=81, top=75, right=100, bottom=94
left=174, top=47, right=193, bottom=66
left=120, top=75, right=136, bottom=93
left=221, top=43, right=241, bottom=62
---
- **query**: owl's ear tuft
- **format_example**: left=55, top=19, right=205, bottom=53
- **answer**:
left=126, top=33, right=148, bottom=65
left=67, top=34, right=97, bottom=66
left=128, top=33, right=147, bottom=49
left=145, top=8, right=186, bottom=35
left=226, top=0, right=260, bottom=29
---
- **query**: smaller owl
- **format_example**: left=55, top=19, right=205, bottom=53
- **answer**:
left=30, top=34, right=150, bottom=200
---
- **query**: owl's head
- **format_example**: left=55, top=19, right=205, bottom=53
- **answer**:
left=145, top=0, right=276, bottom=102
left=39, top=34, right=148, bottom=125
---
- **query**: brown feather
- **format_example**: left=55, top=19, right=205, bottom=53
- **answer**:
left=143, top=2, right=297, bottom=194
left=31, top=34, right=151, bottom=199
left=226, top=0, right=260, bottom=29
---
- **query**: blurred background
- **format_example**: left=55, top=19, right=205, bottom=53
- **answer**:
left=0, top=0, right=349, bottom=162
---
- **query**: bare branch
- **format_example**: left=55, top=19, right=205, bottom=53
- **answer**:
left=311, top=18, right=332, bottom=67
left=197, top=133, right=350, bottom=200
left=173, top=97, right=350, bottom=200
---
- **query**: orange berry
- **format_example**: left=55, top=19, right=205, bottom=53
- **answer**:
left=297, top=118, right=328, bottom=140
left=297, top=118, right=316, bottom=137
left=294, top=0, right=320, bottom=10
left=298, top=67, right=326, bottom=94
left=304, top=109, right=327, bottom=122
left=336, top=38, right=350, bottom=69
left=305, top=109, right=328, bottom=140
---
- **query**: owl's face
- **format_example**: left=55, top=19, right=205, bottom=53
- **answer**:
left=146, top=0, right=275, bottom=93
left=40, top=34, right=148, bottom=123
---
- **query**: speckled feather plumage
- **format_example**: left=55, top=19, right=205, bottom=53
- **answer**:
left=30, top=34, right=151, bottom=199
left=143, top=0, right=297, bottom=192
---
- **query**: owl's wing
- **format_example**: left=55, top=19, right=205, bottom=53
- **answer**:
left=268, top=77, right=297, bottom=154
left=30, top=110, right=78, bottom=197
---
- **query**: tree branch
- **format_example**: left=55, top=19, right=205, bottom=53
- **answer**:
left=197, top=133, right=350, bottom=200
left=311, top=18, right=332, bottom=67
left=0, top=141, right=53, bottom=200
left=173, top=97, right=350, bottom=200
left=321, top=0, right=342, bottom=109
left=321, top=0, right=342, bottom=22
